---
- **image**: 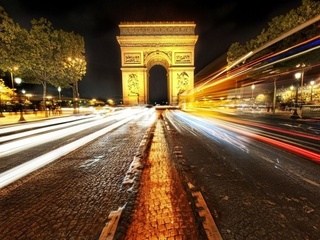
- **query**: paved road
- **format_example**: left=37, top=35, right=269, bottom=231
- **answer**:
left=1, top=107, right=319, bottom=240
left=0, top=109, right=156, bottom=239
left=0, top=108, right=208, bottom=240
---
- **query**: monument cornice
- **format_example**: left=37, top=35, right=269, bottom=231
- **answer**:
left=117, top=35, right=198, bottom=47
left=119, top=21, right=196, bottom=36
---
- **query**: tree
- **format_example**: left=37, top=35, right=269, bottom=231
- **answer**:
left=0, top=6, right=17, bottom=72
left=21, top=18, right=86, bottom=116
left=59, top=30, right=86, bottom=109
left=227, top=0, right=320, bottom=65
left=0, top=6, right=27, bottom=82
left=0, top=7, right=87, bottom=115
left=0, top=78, right=14, bottom=115
left=19, top=18, right=66, bottom=115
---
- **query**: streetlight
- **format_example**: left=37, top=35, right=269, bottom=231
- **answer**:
left=57, top=86, right=61, bottom=99
left=251, top=84, right=255, bottom=99
left=310, top=81, right=315, bottom=102
left=46, top=96, right=52, bottom=116
left=57, top=86, right=62, bottom=114
left=10, top=66, right=18, bottom=90
left=65, top=57, right=84, bottom=114
left=73, top=81, right=80, bottom=114
left=296, top=63, right=305, bottom=86
left=291, top=72, right=301, bottom=119
left=14, top=77, right=26, bottom=122
left=0, top=85, right=4, bottom=117
left=57, top=86, right=62, bottom=104
left=290, top=85, right=294, bottom=98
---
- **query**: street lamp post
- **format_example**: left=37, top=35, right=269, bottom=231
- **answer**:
left=57, top=86, right=62, bottom=114
left=0, top=85, right=4, bottom=117
left=291, top=72, right=301, bottom=119
left=73, top=82, right=78, bottom=114
left=10, top=67, right=18, bottom=90
left=76, top=82, right=80, bottom=113
left=290, top=85, right=294, bottom=98
left=10, top=72, right=14, bottom=90
left=65, top=57, right=84, bottom=114
left=46, top=96, right=52, bottom=116
left=251, top=84, right=255, bottom=98
left=58, top=86, right=61, bottom=99
left=272, top=79, right=277, bottom=115
left=14, top=77, right=26, bottom=122
left=57, top=86, right=61, bottom=105
left=251, top=84, right=255, bottom=102
left=310, top=81, right=315, bottom=102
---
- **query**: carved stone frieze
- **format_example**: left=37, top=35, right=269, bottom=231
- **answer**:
left=117, top=35, right=198, bottom=47
left=117, top=42, right=196, bottom=47
left=144, top=51, right=172, bottom=61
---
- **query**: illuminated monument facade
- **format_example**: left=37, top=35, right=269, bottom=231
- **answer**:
left=117, top=22, right=198, bottom=106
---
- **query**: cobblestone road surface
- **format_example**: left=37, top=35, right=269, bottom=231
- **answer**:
left=0, top=110, right=207, bottom=240
left=122, top=119, right=201, bottom=239
left=0, top=112, right=155, bottom=239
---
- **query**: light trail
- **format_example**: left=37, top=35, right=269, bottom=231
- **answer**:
left=0, top=108, right=155, bottom=189
left=209, top=113, right=320, bottom=142
left=167, top=110, right=249, bottom=153
left=0, top=115, right=92, bottom=134
left=180, top=17, right=320, bottom=107
left=0, top=108, right=147, bottom=157
left=203, top=115, right=320, bottom=162
left=167, top=110, right=320, bottom=163
left=0, top=115, right=99, bottom=142
left=0, top=116, right=110, bottom=157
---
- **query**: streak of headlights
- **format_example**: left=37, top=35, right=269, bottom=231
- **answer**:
left=217, top=115, right=320, bottom=142
left=0, top=115, right=92, bottom=134
left=0, top=115, right=100, bottom=142
left=0, top=108, right=148, bottom=158
left=166, top=110, right=249, bottom=153
left=167, top=110, right=320, bottom=163
left=0, top=108, right=155, bottom=189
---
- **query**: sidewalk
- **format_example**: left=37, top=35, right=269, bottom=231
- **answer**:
left=0, top=109, right=76, bottom=126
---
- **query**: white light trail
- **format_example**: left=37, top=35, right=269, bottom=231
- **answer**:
left=0, top=108, right=152, bottom=188
left=0, top=115, right=100, bottom=142
left=1, top=116, right=109, bottom=157
left=0, top=115, right=92, bottom=134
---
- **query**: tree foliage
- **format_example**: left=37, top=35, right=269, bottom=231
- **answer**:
left=227, top=0, right=320, bottom=66
left=0, top=6, right=87, bottom=112
left=22, top=18, right=62, bottom=101
left=0, top=6, right=27, bottom=76
left=60, top=30, right=86, bottom=99
left=0, top=78, right=14, bottom=101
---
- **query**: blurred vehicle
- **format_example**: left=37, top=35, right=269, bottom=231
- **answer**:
left=90, top=105, right=113, bottom=115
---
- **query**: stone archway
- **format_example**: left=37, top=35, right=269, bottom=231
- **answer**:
left=148, top=65, right=168, bottom=105
left=117, top=22, right=198, bottom=106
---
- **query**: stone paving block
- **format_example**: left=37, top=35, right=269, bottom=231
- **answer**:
left=123, top=120, right=200, bottom=239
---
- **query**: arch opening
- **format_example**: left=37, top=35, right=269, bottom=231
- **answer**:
left=149, top=65, right=168, bottom=105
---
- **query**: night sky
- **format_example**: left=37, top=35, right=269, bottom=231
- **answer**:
left=0, top=0, right=306, bottom=101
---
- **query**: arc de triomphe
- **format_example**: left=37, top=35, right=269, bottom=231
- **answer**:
left=117, top=22, right=198, bottom=106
